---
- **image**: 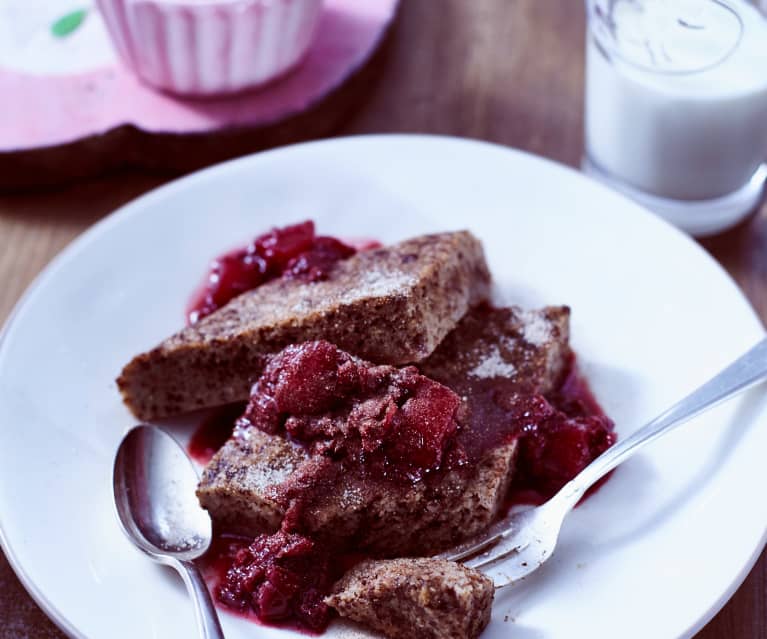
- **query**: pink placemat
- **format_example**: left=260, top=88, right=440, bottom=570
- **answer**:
left=0, top=0, right=398, bottom=187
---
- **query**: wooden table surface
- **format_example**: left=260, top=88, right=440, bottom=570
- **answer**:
left=1, top=1, right=765, bottom=637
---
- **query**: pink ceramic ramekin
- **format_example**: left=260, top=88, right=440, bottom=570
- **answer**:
left=96, top=0, right=323, bottom=96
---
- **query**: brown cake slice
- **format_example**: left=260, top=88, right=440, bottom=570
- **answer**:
left=198, top=428, right=517, bottom=556
left=118, top=231, right=491, bottom=420
left=419, top=303, right=571, bottom=396
left=326, top=558, right=494, bottom=639
left=197, top=339, right=518, bottom=556
left=197, top=305, right=571, bottom=556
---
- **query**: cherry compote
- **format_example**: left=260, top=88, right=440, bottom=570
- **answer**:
left=187, top=221, right=356, bottom=324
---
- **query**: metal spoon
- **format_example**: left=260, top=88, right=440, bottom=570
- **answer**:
left=440, top=336, right=767, bottom=587
left=113, top=425, right=225, bottom=639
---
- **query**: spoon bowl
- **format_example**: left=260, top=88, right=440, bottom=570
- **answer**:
left=114, top=424, right=211, bottom=561
left=113, top=425, right=224, bottom=639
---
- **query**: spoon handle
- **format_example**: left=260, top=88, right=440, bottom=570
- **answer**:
left=176, top=559, right=225, bottom=639
left=561, top=336, right=767, bottom=506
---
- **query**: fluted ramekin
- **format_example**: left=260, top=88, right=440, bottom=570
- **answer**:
left=96, top=0, right=323, bottom=96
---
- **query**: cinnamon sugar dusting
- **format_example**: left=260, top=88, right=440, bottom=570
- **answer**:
left=468, top=345, right=517, bottom=379
left=339, top=269, right=417, bottom=303
left=242, top=459, right=299, bottom=491
left=518, top=309, right=553, bottom=346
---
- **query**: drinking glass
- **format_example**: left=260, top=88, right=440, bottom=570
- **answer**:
left=583, top=0, right=767, bottom=236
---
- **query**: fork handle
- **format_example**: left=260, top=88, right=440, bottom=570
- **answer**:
left=559, top=336, right=767, bottom=506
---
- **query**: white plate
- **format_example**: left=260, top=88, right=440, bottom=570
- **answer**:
left=1, top=135, right=765, bottom=639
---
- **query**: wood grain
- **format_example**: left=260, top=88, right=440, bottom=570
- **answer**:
left=0, top=1, right=764, bottom=638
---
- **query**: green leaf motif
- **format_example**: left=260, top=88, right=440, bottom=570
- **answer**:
left=52, top=8, right=88, bottom=38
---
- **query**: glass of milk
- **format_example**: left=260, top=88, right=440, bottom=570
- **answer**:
left=583, top=0, right=767, bottom=236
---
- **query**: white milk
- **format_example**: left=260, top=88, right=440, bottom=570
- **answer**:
left=585, top=0, right=767, bottom=201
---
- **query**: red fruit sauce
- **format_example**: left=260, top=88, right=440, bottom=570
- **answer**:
left=503, top=363, right=616, bottom=505
left=237, top=340, right=462, bottom=481
left=211, top=531, right=337, bottom=633
left=188, top=402, right=246, bottom=465
left=186, top=221, right=359, bottom=324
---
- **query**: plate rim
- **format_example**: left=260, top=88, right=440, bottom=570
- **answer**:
left=0, top=133, right=764, bottom=639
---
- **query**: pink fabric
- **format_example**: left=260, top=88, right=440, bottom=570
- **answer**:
left=0, top=0, right=397, bottom=150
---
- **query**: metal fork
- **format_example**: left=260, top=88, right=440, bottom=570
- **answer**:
left=438, top=336, right=767, bottom=587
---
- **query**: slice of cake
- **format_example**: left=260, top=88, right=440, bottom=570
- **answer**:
left=419, top=303, right=571, bottom=396
left=198, top=428, right=517, bottom=556
left=421, top=304, right=615, bottom=499
left=326, top=558, right=494, bottom=639
left=197, top=305, right=572, bottom=555
left=197, top=340, right=519, bottom=556
left=118, top=231, right=491, bottom=420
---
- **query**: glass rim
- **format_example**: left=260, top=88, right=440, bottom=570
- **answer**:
left=586, top=0, right=745, bottom=76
